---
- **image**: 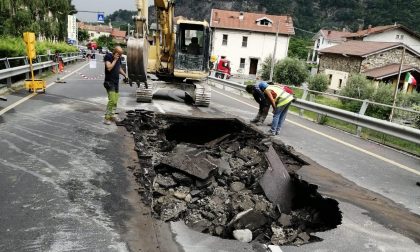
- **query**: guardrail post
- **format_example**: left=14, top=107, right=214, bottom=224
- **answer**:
left=24, top=57, right=30, bottom=79
left=299, top=87, right=309, bottom=117
left=309, top=94, right=324, bottom=123
left=356, top=99, right=369, bottom=137
left=37, top=56, right=43, bottom=74
left=5, top=58, right=12, bottom=87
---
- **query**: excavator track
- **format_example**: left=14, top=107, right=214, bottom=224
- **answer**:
left=136, top=82, right=153, bottom=103
left=194, top=83, right=211, bottom=107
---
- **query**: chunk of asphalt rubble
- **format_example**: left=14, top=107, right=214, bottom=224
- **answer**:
left=233, top=229, right=253, bottom=243
left=297, top=232, right=310, bottom=243
left=215, top=226, right=224, bottom=236
left=184, top=194, right=192, bottom=203
left=172, top=172, right=193, bottom=184
left=190, top=190, right=201, bottom=197
left=160, top=201, right=187, bottom=221
left=161, top=145, right=217, bottom=180
left=278, top=214, right=293, bottom=227
left=217, top=158, right=232, bottom=176
left=227, top=209, right=268, bottom=231
left=155, top=174, right=177, bottom=188
left=271, top=225, right=287, bottom=245
left=189, top=219, right=212, bottom=233
left=232, top=193, right=255, bottom=211
left=230, top=181, right=245, bottom=192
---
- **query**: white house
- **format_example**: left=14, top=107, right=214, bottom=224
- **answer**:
left=345, top=24, right=420, bottom=54
left=307, top=29, right=352, bottom=64
left=78, top=22, right=112, bottom=40
left=210, top=9, right=294, bottom=76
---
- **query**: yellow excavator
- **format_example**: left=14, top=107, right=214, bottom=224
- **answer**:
left=127, top=0, right=211, bottom=106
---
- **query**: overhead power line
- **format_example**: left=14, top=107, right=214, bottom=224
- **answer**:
left=294, top=27, right=317, bottom=35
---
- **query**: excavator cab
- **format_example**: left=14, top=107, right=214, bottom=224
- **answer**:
left=174, top=20, right=210, bottom=79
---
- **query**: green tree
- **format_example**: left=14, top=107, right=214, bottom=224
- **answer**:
left=288, top=37, right=311, bottom=60
left=259, top=56, right=274, bottom=81
left=367, top=83, right=394, bottom=119
left=0, top=0, right=75, bottom=40
left=308, top=73, right=329, bottom=92
left=78, top=29, right=89, bottom=42
left=95, top=35, right=115, bottom=49
left=339, top=74, right=375, bottom=112
left=105, top=9, right=136, bottom=24
left=273, top=57, right=308, bottom=85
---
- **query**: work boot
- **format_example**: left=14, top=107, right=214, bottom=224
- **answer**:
left=112, top=115, right=122, bottom=123
left=250, top=118, right=259, bottom=123
left=266, top=129, right=276, bottom=136
left=250, top=114, right=261, bottom=123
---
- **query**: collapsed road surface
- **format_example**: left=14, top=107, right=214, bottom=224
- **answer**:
left=121, top=110, right=342, bottom=247
left=1, top=59, right=419, bottom=251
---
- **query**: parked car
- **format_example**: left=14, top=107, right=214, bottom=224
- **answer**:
left=101, top=47, right=109, bottom=54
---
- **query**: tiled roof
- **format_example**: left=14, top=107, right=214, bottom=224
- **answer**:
left=345, top=24, right=420, bottom=40
left=320, top=29, right=352, bottom=42
left=210, top=9, right=294, bottom=35
left=363, top=64, right=420, bottom=79
left=111, top=29, right=126, bottom=38
left=79, top=23, right=112, bottom=33
left=346, top=25, right=396, bottom=38
left=319, top=41, right=402, bottom=57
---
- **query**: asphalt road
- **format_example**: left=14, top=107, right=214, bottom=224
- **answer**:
left=0, top=59, right=419, bottom=252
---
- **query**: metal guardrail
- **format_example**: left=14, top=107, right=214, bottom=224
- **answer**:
left=208, top=76, right=420, bottom=145
left=0, top=53, right=82, bottom=87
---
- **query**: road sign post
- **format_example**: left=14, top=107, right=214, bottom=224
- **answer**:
left=97, top=12, right=105, bottom=23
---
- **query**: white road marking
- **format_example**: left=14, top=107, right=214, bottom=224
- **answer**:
left=0, top=63, right=89, bottom=116
left=212, top=89, right=420, bottom=176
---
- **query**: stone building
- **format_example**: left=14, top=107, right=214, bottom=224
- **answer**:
left=318, top=41, right=420, bottom=93
left=309, top=24, right=420, bottom=65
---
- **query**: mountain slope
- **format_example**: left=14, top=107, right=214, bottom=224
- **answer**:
left=172, top=0, right=420, bottom=35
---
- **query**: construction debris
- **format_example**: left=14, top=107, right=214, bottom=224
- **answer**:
left=233, top=229, right=253, bottom=243
left=122, top=111, right=342, bottom=246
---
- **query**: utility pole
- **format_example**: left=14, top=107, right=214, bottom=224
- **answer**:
left=389, top=46, right=406, bottom=122
left=269, top=20, right=280, bottom=82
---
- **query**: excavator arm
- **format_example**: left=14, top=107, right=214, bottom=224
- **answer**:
left=126, top=0, right=149, bottom=84
left=127, top=0, right=175, bottom=85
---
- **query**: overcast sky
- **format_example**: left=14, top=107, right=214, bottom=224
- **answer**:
left=73, top=0, right=153, bottom=22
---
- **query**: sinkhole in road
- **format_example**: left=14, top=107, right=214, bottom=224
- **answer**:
left=123, top=110, right=342, bottom=246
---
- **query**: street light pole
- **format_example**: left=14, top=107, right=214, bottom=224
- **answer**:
left=269, top=20, right=280, bottom=82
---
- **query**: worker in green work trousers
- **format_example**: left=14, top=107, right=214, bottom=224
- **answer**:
left=103, top=46, right=128, bottom=125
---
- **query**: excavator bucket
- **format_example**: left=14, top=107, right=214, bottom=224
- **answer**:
left=127, top=37, right=149, bottom=84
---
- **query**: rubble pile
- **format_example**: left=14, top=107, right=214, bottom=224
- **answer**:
left=123, top=110, right=342, bottom=246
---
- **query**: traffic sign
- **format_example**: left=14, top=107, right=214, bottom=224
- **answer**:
left=97, top=12, right=104, bottom=23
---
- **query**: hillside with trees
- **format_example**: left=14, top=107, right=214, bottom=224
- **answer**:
left=172, top=0, right=420, bottom=35
left=0, top=0, right=76, bottom=40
